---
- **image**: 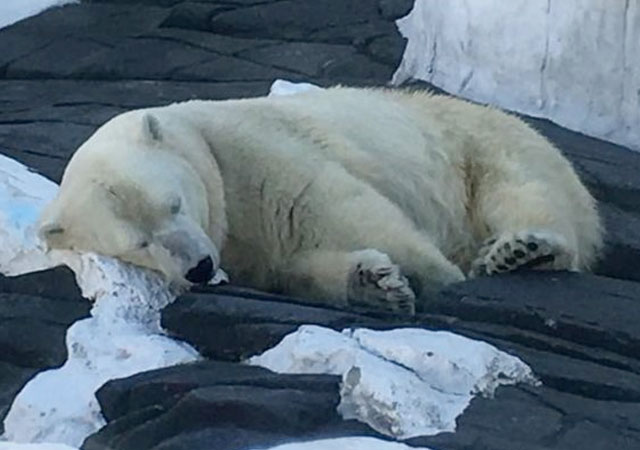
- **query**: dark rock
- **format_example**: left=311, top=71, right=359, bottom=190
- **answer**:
left=0, top=121, right=99, bottom=183
left=410, top=386, right=562, bottom=450
left=84, top=360, right=376, bottom=450
left=0, top=267, right=90, bottom=432
left=524, top=385, right=640, bottom=438
left=0, top=361, right=36, bottom=432
left=493, top=339, right=640, bottom=402
left=0, top=79, right=270, bottom=112
left=0, top=315, right=73, bottom=368
left=432, top=272, right=640, bottom=360
left=171, top=54, right=296, bottom=82
left=210, top=0, right=380, bottom=40
left=161, top=276, right=640, bottom=449
left=416, top=387, right=640, bottom=450
left=161, top=2, right=233, bottom=31
left=309, top=20, right=398, bottom=46
left=594, top=203, right=640, bottom=282
left=238, top=42, right=394, bottom=80
left=70, top=38, right=216, bottom=80
left=142, top=29, right=281, bottom=56
left=6, top=39, right=113, bottom=79
left=85, top=0, right=182, bottom=6
left=149, top=427, right=291, bottom=450
left=0, top=79, right=271, bottom=183
left=0, top=265, right=83, bottom=301
left=524, top=115, right=640, bottom=215
left=378, top=0, right=415, bottom=20
left=162, top=285, right=386, bottom=360
left=366, top=34, right=407, bottom=66
left=95, top=360, right=339, bottom=422
left=0, top=31, right=60, bottom=72
left=0, top=3, right=169, bottom=42
left=554, top=420, right=640, bottom=450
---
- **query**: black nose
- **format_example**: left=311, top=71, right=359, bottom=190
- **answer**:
left=185, top=256, right=214, bottom=284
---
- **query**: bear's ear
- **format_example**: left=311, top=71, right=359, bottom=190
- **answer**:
left=141, top=113, right=162, bottom=143
left=38, top=221, right=65, bottom=248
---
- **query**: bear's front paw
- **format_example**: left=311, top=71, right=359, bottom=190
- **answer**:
left=347, top=249, right=416, bottom=315
left=469, top=230, right=576, bottom=278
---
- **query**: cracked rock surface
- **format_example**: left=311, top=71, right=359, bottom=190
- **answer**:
left=0, top=267, right=90, bottom=435
left=1, top=1, right=640, bottom=449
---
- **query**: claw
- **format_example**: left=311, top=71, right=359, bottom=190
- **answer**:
left=348, top=249, right=416, bottom=316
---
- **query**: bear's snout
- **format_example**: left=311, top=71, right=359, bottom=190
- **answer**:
left=185, top=256, right=215, bottom=284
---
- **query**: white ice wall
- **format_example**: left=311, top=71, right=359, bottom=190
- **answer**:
left=0, top=0, right=77, bottom=29
left=393, top=0, right=640, bottom=151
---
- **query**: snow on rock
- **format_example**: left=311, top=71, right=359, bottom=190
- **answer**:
left=261, top=437, right=433, bottom=450
left=269, top=79, right=324, bottom=97
left=393, top=0, right=640, bottom=152
left=0, top=0, right=78, bottom=30
left=1, top=254, right=200, bottom=446
left=248, top=325, right=539, bottom=440
left=0, top=154, right=202, bottom=447
left=0, top=443, right=78, bottom=450
left=0, top=156, right=58, bottom=276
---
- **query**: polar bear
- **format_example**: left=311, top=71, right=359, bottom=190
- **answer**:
left=37, top=87, right=603, bottom=315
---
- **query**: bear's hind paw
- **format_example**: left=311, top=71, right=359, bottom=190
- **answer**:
left=347, top=249, right=416, bottom=316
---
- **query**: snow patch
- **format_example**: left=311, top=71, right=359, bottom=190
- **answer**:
left=0, top=0, right=78, bottom=30
left=269, top=79, right=324, bottom=97
left=248, top=325, right=539, bottom=440
left=260, top=437, right=433, bottom=450
left=0, top=444, right=77, bottom=450
left=0, top=157, right=57, bottom=276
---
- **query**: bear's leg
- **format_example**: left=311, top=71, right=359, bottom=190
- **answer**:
left=281, top=249, right=416, bottom=315
left=282, top=232, right=464, bottom=314
left=277, top=164, right=465, bottom=312
left=470, top=181, right=579, bottom=277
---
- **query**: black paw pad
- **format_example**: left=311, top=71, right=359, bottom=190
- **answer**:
left=521, top=254, right=555, bottom=269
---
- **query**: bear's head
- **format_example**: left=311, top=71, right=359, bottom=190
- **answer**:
left=37, top=111, right=223, bottom=287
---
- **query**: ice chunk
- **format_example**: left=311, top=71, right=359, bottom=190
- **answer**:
left=269, top=79, right=324, bottom=97
left=248, top=325, right=539, bottom=440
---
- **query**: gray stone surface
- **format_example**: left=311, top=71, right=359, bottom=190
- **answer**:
left=0, top=267, right=90, bottom=434
left=0, top=0, right=639, bottom=449
left=84, top=361, right=376, bottom=450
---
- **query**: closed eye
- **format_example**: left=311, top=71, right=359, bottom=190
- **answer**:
left=169, top=196, right=182, bottom=215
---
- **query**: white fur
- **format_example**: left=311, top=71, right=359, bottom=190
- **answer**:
left=38, top=87, right=603, bottom=311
